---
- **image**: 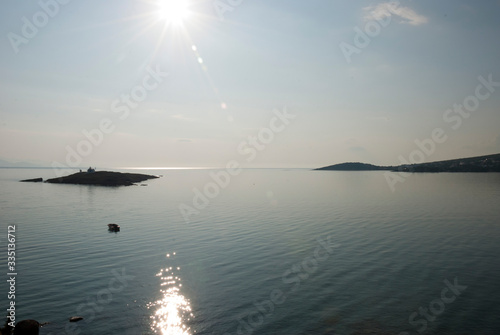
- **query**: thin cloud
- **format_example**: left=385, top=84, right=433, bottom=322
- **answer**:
left=349, top=146, right=368, bottom=153
left=364, top=2, right=428, bottom=26
left=170, top=114, right=199, bottom=123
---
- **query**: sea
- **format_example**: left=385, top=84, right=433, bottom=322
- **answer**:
left=1, top=168, right=499, bottom=335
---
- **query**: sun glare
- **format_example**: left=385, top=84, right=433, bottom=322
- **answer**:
left=157, top=0, right=190, bottom=25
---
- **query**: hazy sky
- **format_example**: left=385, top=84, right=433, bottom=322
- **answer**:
left=1, top=0, right=499, bottom=168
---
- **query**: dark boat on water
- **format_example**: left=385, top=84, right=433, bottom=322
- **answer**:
left=108, top=223, right=120, bottom=232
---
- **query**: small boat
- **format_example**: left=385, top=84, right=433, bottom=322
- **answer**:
left=108, top=223, right=120, bottom=232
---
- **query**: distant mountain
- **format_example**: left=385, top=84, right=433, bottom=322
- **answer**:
left=0, top=158, right=39, bottom=168
left=315, top=153, right=500, bottom=172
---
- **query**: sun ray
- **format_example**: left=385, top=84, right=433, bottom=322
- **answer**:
left=98, top=0, right=232, bottom=119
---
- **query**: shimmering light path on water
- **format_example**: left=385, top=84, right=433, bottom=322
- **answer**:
left=149, top=252, right=194, bottom=335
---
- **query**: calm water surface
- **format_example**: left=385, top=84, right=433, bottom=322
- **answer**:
left=1, top=168, right=499, bottom=335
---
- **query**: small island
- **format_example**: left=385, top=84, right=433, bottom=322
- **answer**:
left=315, top=153, right=500, bottom=173
left=21, top=168, right=159, bottom=186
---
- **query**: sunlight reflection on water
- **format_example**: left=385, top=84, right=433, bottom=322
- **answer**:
left=149, top=253, right=193, bottom=335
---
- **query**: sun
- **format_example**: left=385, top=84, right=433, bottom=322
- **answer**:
left=157, top=0, right=191, bottom=25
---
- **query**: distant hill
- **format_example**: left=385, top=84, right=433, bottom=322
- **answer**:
left=315, top=153, right=500, bottom=172
left=315, top=162, right=393, bottom=171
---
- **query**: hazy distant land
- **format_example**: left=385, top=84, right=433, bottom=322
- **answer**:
left=315, top=153, right=500, bottom=172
